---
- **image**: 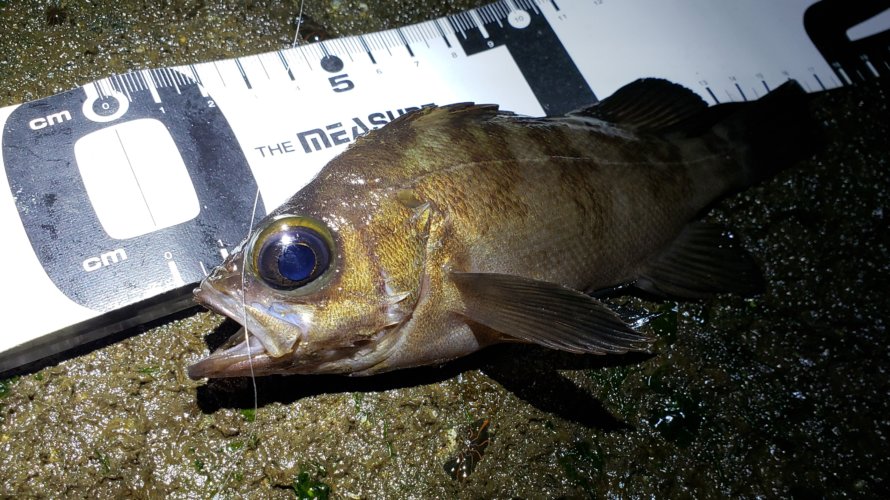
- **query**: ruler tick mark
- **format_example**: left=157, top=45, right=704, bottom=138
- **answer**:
left=705, top=87, right=719, bottom=104
left=396, top=28, right=415, bottom=57
left=189, top=64, right=203, bottom=87
left=157, top=68, right=169, bottom=88
left=299, top=48, right=313, bottom=72
left=167, top=259, right=184, bottom=286
left=235, top=59, right=253, bottom=89
left=212, top=61, right=226, bottom=87
left=277, top=50, right=296, bottom=80
left=359, top=36, right=377, bottom=64
left=434, top=19, right=452, bottom=48
left=142, top=70, right=162, bottom=103
left=257, top=55, right=270, bottom=80
left=470, top=10, right=490, bottom=39
left=864, top=59, right=880, bottom=78
left=169, top=69, right=182, bottom=94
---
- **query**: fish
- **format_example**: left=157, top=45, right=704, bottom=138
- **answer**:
left=188, top=78, right=817, bottom=379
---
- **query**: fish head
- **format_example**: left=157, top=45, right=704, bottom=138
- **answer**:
left=189, top=193, right=432, bottom=379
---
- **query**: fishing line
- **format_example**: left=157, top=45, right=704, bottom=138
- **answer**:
left=213, top=0, right=308, bottom=489
left=292, top=0, right=307, bottom=48
left=243, top=186, right=262, bottom=407
left=211, top=186, right=262, bottom=497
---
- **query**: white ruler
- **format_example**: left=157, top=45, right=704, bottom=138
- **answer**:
left=0, top=0, right=887, bottom=372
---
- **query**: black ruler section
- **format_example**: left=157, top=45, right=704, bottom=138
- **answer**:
left=450, top=1, right=596, bottom=115
left=2, top=70, right=263, bottom=312
left=805, top=0, right=890, bottom=84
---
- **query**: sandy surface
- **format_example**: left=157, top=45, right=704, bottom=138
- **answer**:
left=1, top=1, right=888, bottom=497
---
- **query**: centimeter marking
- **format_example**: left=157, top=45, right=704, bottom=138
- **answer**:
left=81, top=0, right=890, bottom=108
left=93, top=0, right=550, bottom=97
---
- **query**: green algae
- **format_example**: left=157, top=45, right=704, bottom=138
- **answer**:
left=292, top=462, right=332, bottom=499
left=0, top=377, right=16, bottom=398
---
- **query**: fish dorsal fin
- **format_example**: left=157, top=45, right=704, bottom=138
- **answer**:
left=450, top=272, right=652, bottom=355
left=637, top=223, right=763, bottom=298
left=345, top=103, right=505, bottom=160
left=572, top=78, right=708, bottom=133
left=379, top=102, right=503, bottom=131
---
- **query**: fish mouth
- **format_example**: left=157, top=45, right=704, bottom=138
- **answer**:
left=187, top=327, right=280, bottom=379
left=190, top=277, right=310, bottom=378
left=189, top=255, right=417, bottom=379
left=187, top=329, right=395, bottom=379
left=190, top=279, right=399, bottom=379
left=190, top=279, right=271, bottom=379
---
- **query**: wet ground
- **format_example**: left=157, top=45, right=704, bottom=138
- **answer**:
left=1, top=1, right=889, bottom=497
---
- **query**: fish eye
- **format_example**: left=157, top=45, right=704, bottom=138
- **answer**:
left=251, top=216, right=334, bottom=290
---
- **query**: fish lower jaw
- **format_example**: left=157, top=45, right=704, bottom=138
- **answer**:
left=187, top=326, right=391, bottom=378
left=188, top=309, right=410, bottom=378
left=186, top=328, right=278, bottom=379
left=186, top=344, right=380, bottom=379
left=187, top=351, right=275, bottom=379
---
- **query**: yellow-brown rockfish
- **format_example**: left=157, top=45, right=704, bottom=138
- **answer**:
left=188, top=78, right=816, bottom=379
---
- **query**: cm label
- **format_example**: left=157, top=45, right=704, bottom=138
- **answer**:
left=29, top=110, right=72, bottom=130
left=82, top=248, right=128, bottom=272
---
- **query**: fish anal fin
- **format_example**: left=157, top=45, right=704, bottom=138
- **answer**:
left=450, top=272, right=652, bottom=355
left=637, top=222, right=764, bottom=299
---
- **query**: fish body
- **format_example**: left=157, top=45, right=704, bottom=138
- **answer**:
left=189, top=79, right=815, bottom=379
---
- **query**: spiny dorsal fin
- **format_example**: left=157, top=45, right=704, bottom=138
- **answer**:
left=572, top=78, right=708, bottom=133
left=347, top=103, right=505, bottom=152
left=637, top=222, right=763, bottom=298
left=384, top=102, right=503, bottom=129
left=450, top=272, right=652, bottom=355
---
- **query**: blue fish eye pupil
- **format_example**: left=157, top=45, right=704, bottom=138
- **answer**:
left=255, top=222, right=332, bottom=290
left=278, top=243, right=315, bottom=282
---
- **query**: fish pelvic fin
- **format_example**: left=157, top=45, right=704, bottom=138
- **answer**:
left=449, top=272, right=652, bottom=355
left=637, top=222, right=764, bottom=299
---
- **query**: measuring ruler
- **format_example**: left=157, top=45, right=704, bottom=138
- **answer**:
left=0, top=0, right=887, bottom=373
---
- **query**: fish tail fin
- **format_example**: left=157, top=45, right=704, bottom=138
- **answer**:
left=706, top=80, right=821, bottom=187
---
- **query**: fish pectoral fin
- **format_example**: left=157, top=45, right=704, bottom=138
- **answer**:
left=569, top=78, right=707, bottom=133
left=637, top=222, right=764, bottom=299
left=450, top=272, right=652, bottom=355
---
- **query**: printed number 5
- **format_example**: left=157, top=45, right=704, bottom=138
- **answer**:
left=329, top=74, right=355, bottom=93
